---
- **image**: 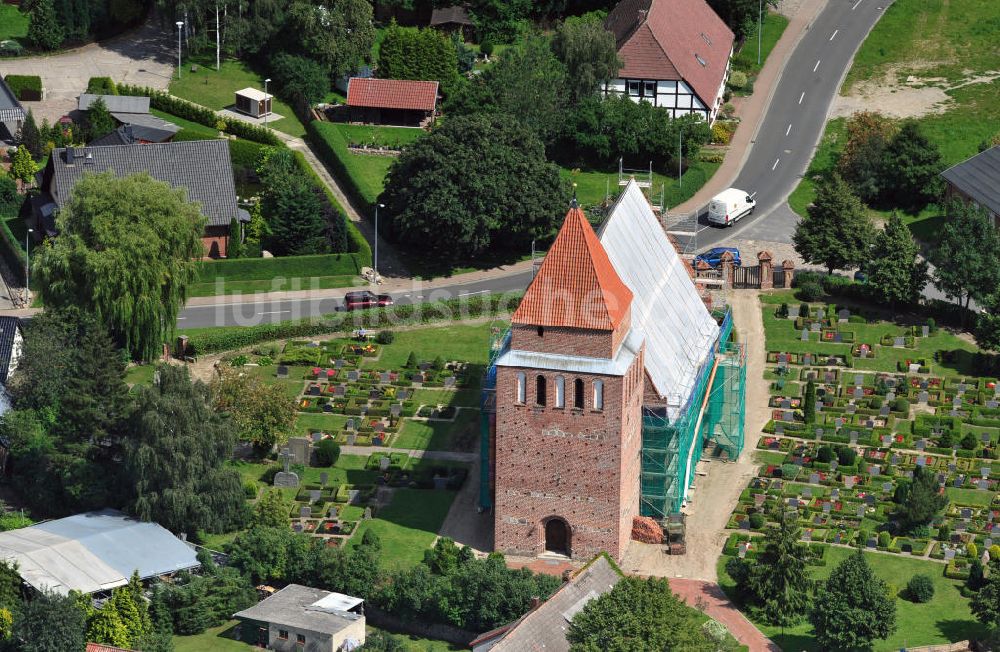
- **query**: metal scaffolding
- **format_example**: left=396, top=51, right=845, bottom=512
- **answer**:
left=479, top=325, right=510, bottom=511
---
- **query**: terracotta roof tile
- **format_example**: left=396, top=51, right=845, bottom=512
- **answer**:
left=512, top=205, right=632, bottom=331
left=87, top=644, right=136, bottom=652
left=605, top=0, right=734, bottom=107
left=346, top=78, right=438, bottom=112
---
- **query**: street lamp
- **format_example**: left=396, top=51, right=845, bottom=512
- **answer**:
left=757, top=0, right=763, bottom=65
left=176, top=21, right=184, bottom=79
left=264, top=78, right=271, bottom=130
left=25, top=228, right=32, bottom=300
left=374, top=203, right=385, bottom=282
left=678, top=125, right=684, bottom=187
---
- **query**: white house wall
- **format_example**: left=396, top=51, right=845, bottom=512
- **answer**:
left=603, top=78, right=709, bottom=121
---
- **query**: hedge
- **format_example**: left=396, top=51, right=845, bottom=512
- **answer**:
left=306, top=120, right=374, bottom=215
left=183, top=291, right=523, bottom=355
left=117, top=84, right=283, bottom=146
left=194, top=252, right=362, bottom=283
left=86, top=77, right=117, bottom=95
left=4, top=75, right=42, bottom=101
left=289, top=149, right=369, bottom=259
left=228, top=138, right=268, bottom=170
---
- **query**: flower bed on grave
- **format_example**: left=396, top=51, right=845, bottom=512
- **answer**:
left=852, top=343, right=877, bottom=358
left=898, top=358, right=930, bottom=372
left=880, top=334, right=916, bottom=348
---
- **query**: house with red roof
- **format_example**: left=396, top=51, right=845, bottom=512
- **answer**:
left=603, top=0, right=735, bottom=123
left=345, top=78, right=438, bottom=127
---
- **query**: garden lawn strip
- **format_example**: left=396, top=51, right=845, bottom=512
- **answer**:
left=349, top=488, right=457, bottom=571
left=173, top=620, right=252, bottom=651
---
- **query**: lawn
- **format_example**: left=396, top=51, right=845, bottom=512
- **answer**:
left=394, top=408, right=479, bottom=451
left=125, top=365, right=156, bottom=386
left=360, top=323, right=493, bottom=368
left=351, top=488, right=457, bottom=571
left=563, top=160, right=723, bottom=211
left=717, top=547, right=987, bottom=651
left=174, top=621, right=251, bottom=652
left=0, top=4, right=28, bottom=42
left=367, top=627, right=464, bottom=652
left=732, top=11, right=791, bottom=79
left=169, top=57, right=307, bottom=138
left=945, top=486, right=996, bottom=506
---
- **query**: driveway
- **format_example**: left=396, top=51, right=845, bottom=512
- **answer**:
left=0, top=20, right=175, bottom=123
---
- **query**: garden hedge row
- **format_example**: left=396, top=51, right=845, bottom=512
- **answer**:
left=306, top=120, right=375, bottom=215
left=4, top=75, right=42, bottom=101
left=117, top=84, right=283, bottom=146
left=194, top=252, right=362, bottom=283
left=183, top=291, right=523, bottom=355
left=85, top=77, right=117, bottom=95
left=289, top=149, right=370, bottom=259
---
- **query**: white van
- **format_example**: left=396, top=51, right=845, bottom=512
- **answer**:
left=707, top=188, right=756, bottom=226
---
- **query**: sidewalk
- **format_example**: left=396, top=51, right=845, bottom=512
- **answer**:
left=670, top=579, right=781, bottom=652
left=672, top=0, right=828, bottom=216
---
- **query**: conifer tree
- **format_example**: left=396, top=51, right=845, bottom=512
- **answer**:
left=793, top=174, right=875, bottom=274
left=18, top=110, right=42, bottom=160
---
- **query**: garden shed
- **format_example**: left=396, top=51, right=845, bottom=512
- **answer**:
left=346, top=78, right=438, bottom=127
left=235, top=87, right=272, bottom=118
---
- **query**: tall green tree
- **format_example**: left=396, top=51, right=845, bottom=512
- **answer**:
left=931, top=200, right=1000, bottom=315
left=268, top=52, right=330, bottom=106
left=283, top=0, right=375, bottom=80
left=10, top=145, right=39, bottom=187
left=746, top=511, right=811, bottom=626
left=793, top=174, right=875, bottom=274
left=972, top=559, right=1000, bottom=630
left=258, top=148, right=330, bottom=256
left=836, top=111, right=897, bottom=204
left=567, top=575, right=721, bottom=651
left=32, top=171, right=204, bottom=361
left=552, top=14, right=621, bottom=104
left=252, top=489, right=292, bottom=529
left=810, top=548, right=896, bottom=651
left=803, top=379, right=816, bottom=424
left=467, top=0, right=532, bottom=42
left=125, top=365, right=248, bottom=534
left=377, top=23, right=460, bottom=94
left=866, top=213, right=928, bottom=308
left=18, top=110, right=43, bottom=160
left=901, top=464, right=948, bottom=532
left=881, top=120, right=944, bottom=211
left=83, top=96, right=116, bottom=142
left=380, top=113, right=567, bottom=265
left=211, top=366, right=297, bottom=454
left=11, top=590, right=88, bottom=652
left=24, top=0, right=64, bottom=50
left=708, top=0, right=778, bottom=40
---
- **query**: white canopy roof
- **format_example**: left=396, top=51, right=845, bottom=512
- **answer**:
left=598, top=180, right=718, bottom=412
left=236, top=87, right=269, bottom=101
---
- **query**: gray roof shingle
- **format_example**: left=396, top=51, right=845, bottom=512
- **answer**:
left=941, top=146, right=1000, bottom=215
left=0, top=77, right=26, bottom=124
left=78, top=94, right=150, bottom=114
left=48, top=140, right=239, bottom=226
left=233, top=584, right=362, bottom=635
left=480, top=556, right=622, bottom=652
left=0, top=316, right=20, bottom=386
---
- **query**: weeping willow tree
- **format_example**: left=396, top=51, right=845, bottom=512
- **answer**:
left=33, top=171, right=205, bottom=361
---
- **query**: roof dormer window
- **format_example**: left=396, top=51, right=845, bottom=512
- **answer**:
left=695, top=54, right=707, bottom=66
left=701, top=32, right=712, bottom=46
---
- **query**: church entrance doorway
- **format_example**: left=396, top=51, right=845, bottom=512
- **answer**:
left=544, top=518, right=570, bottom=556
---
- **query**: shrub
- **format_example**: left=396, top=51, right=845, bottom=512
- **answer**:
left=906, top=574, right=934, bottom=603
left=836, top=446, right=857, bottom=466
left=315, top=438, right=341, bottom=467
left=86, top=77, right=117, bottom=95
left=893, top=397, right=910, bottom=414
left=799, top=302, right=810, bottom=318
left=816, top=446, right=833, bottom=463
left=479, top=38, right=494, bottom=56
left=243, top=480, right=259, bottom=499
left=885, top=583, right=899, bottom=600
left=926, top=317, right=936, bottom=333
left=878, top=530, right=891, bottom=547
left=962, top=432, right=978, bottom=450
left=4, top=75, right=42, bottom=101
left=797, top=282, right=823, bottom=302
left=728, top=70, right=748, bottom=90
left=937, top=524, right=951, bottom=541
left=991, top=544, right=1000, bottom=561
left=748, top=512, right=765, bottom=529
left=969, top=542, right=979, bottom=559
left=375, top=330, right=395, bottom=345
left=711, top=121, right=734, bottom=145
left=776, top=303, right=789, bottom=318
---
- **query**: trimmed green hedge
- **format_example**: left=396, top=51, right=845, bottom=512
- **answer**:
left=228, top=138, right=268, bottom=170
left=289, top=149, right=370, bottom=259
left=306, top=120, right=374, bottom=214
left=117, top=84, right=282, bottom=146
left=4, top=75, right=41, bottom=101
left=183, top=291, right=523, bottom=355
left=194, top=253, right=362, bottom=283
left=86, top=77, right=117, bottom=95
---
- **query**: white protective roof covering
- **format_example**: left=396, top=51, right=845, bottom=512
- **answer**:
left=598, top=179, right=718, bottom=409
left=496, top=327, right=642, bottom=377
left=309, top=592, right=364, bottom=613
left=236, top=87, right=269, bottom=101
left=0, top=509, right=199, bottom=595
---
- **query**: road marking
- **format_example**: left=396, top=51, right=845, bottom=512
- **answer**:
left=772, top=158, right=780, bottom=170
left=852, top=0, right=864, bottom=9
left=786, top=123, right=792, bottom=136
left=830, top=29, right=839, bottom=41
left=458, top=290, right=489, bottom=296
left=258, top=310, right=291, bottom=315
left=798, top=92, right=805, bottom=104
left=177, top=317, right=186, bottom=320
left=813, top=59, right=821, bottom=72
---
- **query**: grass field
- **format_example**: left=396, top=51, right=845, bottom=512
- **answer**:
left=394, top=408, right=479, bottom=451
left=174, top=621, right=250, bottom=652
left=564, top=160, right=723, bottom=210
left=0, top=5, right=29, bottom=42
left=718, top=547, right=986, bottom=651
left=169, top=57, right=307, bottom=138
left=359, top=323, right=494, bottom=368
left=351, top=488, right=457, bottom=571
left=732, top=11, right=791, bottom=79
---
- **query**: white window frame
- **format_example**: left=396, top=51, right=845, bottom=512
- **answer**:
left=555, top=376, right=565, bottom=408
left=627, top=80, right=640, bottom=97
left=593, top=380, right=604, bottom=411
left=516, top=372, right=526, bottom=404
left=643, top=80, right=656, bottom=98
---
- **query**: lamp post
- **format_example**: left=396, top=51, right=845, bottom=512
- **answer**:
left=374, top=203, right=385, bottom=282
left=757, top=0, right=763, bottom=65
left=176, top=21, right=184, bottom=79
left=678, top=125, right=684, bottom=187
left=264, top=78, right=271, bottom=129
left=25, top=228, right=32, bottom=299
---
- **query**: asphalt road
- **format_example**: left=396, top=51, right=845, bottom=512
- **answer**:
left=677, top=0, right=891, bottom=252
left=177, top=271, right=535, bottom=329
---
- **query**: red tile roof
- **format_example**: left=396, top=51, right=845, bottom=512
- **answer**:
left=605, top=0, right=734, bottom=107
left=512, top=205, right=632, bottom=331
left=346, top=78, right=439, bottom=112
left=87, top=644, right=136, bottom=652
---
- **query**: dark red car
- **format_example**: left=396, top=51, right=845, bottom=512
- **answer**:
left=344, top=291, right=393, bottom=310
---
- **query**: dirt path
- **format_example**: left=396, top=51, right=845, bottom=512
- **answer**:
left=622, top=291, right=770, bottom=581
left=671, top=579, right=781, bottom=652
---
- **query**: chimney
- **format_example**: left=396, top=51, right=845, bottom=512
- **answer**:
left=84, top=151, right=94, bottom=165
left=64, top=146, right=75, bottom=164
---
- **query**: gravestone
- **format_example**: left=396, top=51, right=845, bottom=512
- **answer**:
left=839, top=309, right=850, bottom=322
left=919, top=391, right=929, bottom=403
left=988, top=401, right=999, bottom=409
left=814, top=308, right=824, bottom=320
left=887, top=391, right=896, bottom=401
left=883, top=482, right=893, bottom=493
left=922, top=325, right=930, bottom=337
left=346, top=433, right=356, bottom=446
left=893, top=336, right=905, bottom=347
left=789, top=498, right=799, bottom=508
left=809, top=473, right=820, bottom=484
left=921, top=380, right=929, bottom=389
left=886, top=379, right=896, bottom=389
left=363, top=507, right=372, bottom=520
left=954, top=477, right=964, bottom=488
left=854, top=388, right=864, bottom=399
left=288, top=437, right=312, bottom=466
left=945, top=548, right=956, bottom=561
left=948, top=463, right=957, bottom=472
left=328, top=505, right=338, bottom=519
left=835, top=418, right=845, bottom=429
left=788, top=305, right=800, bottom=318
left=823, top=502, right=832, bottom=513
left=834, top=333, right=843, bottom=343
left=816, top=428, right=824, bottom=438
left=958, top=383, right=967, bottom=392
left=831, top=488, right=840, bottom=499
left=916, top=456, right=926, bottom=467
left=844, top=476, right=856, bottom=488
left=783, top=411, right=794, bottom=422
left=951, top=409, right=960, bottom=417
left=865, top=495, right=876, bottom=506
left=323, top=404, right=334, bottom=413
left=811, top=322, right=821, bottom=332
left=984, top=467, right=992, bottom=478
left=879, top=405, right=890, bottom=417
left=299, top=506, right=311, bottom=518
left=834, top=532, right=843, bottom=544
left=954, top=396, right=963, bottom=407
left=831, top=460, right=839, bottom=471
left=319, top=472, right=329, bottom=485
left=825, top=371, right=836, bottom=383
left=276, top=365, right=289, bottom=378
left=854, top=374, right=864, bottom=386
left=847, top=404, right=857, bottom=414
left=334, top=359, right=346, bottom=368
left=802, top=530, right=812, bottom=541
left=273, top=449, right=300, bottom=488
left=738, top=542, right=749, bottom=558
left=803, top=354, right=813, bottom=366
left=309, top=489, right=321, bottom=503
left=777, top=353, right=788, bottom=364
left=379, top=456, right=391, bottom=471
left=916, top=439, right=925, bottom=450
left=775, top=425, right=785, bottom=435
left=444, top=377, right=456, bottom=388
left=985, top=432, right=994, bottom=443
left=390, top=404, right=402, bottom=417
left=870, top=464, right=880, bottom=476
left=850, top=431, right=859, bottom=444
left=867, top=537, right=877, bottom=548
left=981, top=480, right=990, bottom=490
left=379, top=372, right=391, bottom=384
left=309, top=385, right=320, bottom=396
left=993, top=526, right=1000, bottom=537
left=333, top=385, right=346, bottom=396
left=781, top=399, right=792, bottom=409
left=962, top=508, right=974, bottom=519
left=882, top=434, right=892, bottom=447
left=816, top=403, right=823, bottom=413
left=803, top=487, right=813, bottom=498
left=891, top=454, right=901, bottom=464
left=910, top=363, right=921, bottom=373
left=858, top=505, right=866, bottom=518
left=348, top=371, right=360, bottom=382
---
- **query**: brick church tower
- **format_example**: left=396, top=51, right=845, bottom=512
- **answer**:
left=493, top=203, right=645, bottom=561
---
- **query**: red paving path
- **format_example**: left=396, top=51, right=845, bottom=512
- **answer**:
left=670, top=579, right=781, bottom=652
